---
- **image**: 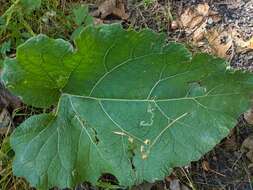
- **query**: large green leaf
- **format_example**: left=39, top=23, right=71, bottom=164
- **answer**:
left=2, top=24, right=253, bottom=190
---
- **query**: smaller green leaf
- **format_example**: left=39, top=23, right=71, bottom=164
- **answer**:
left=72, top=5, right=93, bottom=26
left=1, top=35, right=74, bottom=108
left=71, top=26, right=85, bottom=40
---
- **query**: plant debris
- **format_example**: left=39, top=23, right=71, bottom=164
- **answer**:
left=176, top=2, right=253, bottom=59
left=178, top=3, right=221, bottom=42
left=93, top=0, right=129, bottom=20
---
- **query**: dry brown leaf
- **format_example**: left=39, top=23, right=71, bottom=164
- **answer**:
left=192, top=21, right=207, bottom=42
left=196, top=3, right=210, bottom=16
left=180, top=8, right=196, bottom=27
left=205, top=27, right=252, bottom=58
left=180, top=3, right=210, bottom=28
left=179, top=3, right=220, bottom=44
left=248, top=37, right=253, bottom=49
left=243, top=36, right=253, bottom=50
left=230, top=28, right=248, bottom=48
left=98, top=0, right=128, bottom=20
left=188, top=15, right=203, bottom=29
left=228, top=28, right=253, bottom=52
left=207, top=30, right=233, bottom=58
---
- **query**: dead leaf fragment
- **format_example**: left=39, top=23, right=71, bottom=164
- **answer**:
left=230, top=28, right=248, bottom=49
left=192, top=21, right=207, bottom=42
left=180, top=8, right=195, bottom=28
left=205, top=27, right=253, bottom=58
left=207, top=29, right=233, bottom=58
left=179, top=3, right=219, bottom=29
left=97, top=0, right=128, bottom=20
left=179, top=3, right=220, bottom=45
left=196, top=3, right=210, bottom=16
left=249, top=37, right=253, bottom=49
left=188, top=15, right=203, bottom=29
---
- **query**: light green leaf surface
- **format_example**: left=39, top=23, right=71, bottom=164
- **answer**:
left=2, top=35, right=74, bottom=107
left=72, top=5, right=93, bottom=26
left=2, top=24, right=253, bottom=190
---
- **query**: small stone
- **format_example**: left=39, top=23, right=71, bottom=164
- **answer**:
left=207, top=17, right=213, bottom=25
left=171, top=20, right=178, bottom=30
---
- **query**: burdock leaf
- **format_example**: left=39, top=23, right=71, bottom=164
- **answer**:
left=2, top=24, right=253, bottom=189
